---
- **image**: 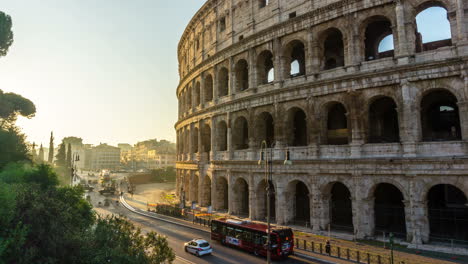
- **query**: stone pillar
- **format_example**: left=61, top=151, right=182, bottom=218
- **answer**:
left=227, top=172, right=234, bottom=215
left=188, top=171, right=194, bottom=202
left=310, top=185, right=325, bottom=232
left=457, top=0, right=467, bottom=42
left=458, top=100, right=468, bottom=141
left=248, top=48, right=257, bottom=90
left=198, top=121, right=203, bottom=155
left=306, top=30, right=317, bottom=74
left=347, top=20, right=361, bottom=67
left=200, top=73, right=205, bottom=107
left=213, top=66, right=219, bottom=101
left=226, top=112, right=232, bottom=152
left=188, top=124, right=193, bottom=161
left=274, top=103, right=286, bottom=148
left=400, top=79, right=420, bottom=157
left=349, top=92, right=365, bottom=158
left=395, top=0, right=410, bottom=59
left=211, top=175, right=218, bottom=210
left=210, top=117, right=216, bottom=159
left=229, top=56, right=235, bottom=96
left=248, top=175, right=256, bottom=219
left=275, top=183, right=287, bottom=225
left=353, top=197, right=374, bottom=239
left=273, top=38, right=284, bottom=84
left=405, top=199, right=430, bottom=244
left=310, top=38, right=321, bottom=73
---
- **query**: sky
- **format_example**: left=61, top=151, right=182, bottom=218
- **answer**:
left=0, top=0, right=204, bottom=146
left=0, top=2, right=449, bottom=147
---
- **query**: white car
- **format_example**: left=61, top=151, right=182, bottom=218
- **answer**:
left=184, top=239, right=213, bottom=257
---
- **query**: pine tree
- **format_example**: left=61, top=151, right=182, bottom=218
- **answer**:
left=38, top=144, right=45, bottom=163
left=48, top=132, right=54, bottom=163
left=55, top=142, right=66, bottom=167
left=66, top=143, right=72, bottom=168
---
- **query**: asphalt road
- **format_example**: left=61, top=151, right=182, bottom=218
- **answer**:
left=80, top=172, right=328, bottom=264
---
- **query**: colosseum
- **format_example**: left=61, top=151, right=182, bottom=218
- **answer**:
left=175, top=0, right=468, bottom=247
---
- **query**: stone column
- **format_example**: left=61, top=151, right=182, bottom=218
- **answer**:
left=213, top=66, right=219, bottom=101
left=188, top=124, right=193, bottom=161
left=400, top=79, right=420, bottom=157
left=248, top=48, right=257, bottom=90
left=310, top=184, right=325, bottom=232
left=275, top=183, right=287, bottom=225
left=210, top=117, right=216, bottom=159
left=200, top=73, right=205, bottom=107
left=198, top=121, right=203, bottom=155
left=274, top=103, right=286, bottom=148
left=188, top=171, right=194, bottom=202
left=458, top=100, right=468, bottom=141
left=211, top=175, right=218, bottom=210
left=347, top=20, right=361, bottom=67
left=395, top=0, right=410, bottom=59
left=229, top=56, right=235, bottom=96
left=248, top=175, right=256, bottom=219
left=306, top=30, right=316, bottom=75
left=310, top=38, right=321, bottom=73
left=405, top=199, right=430, bottom=244
left=353, top=197, right=374, bottom=239
left=227, top=172, right=234, bottom=215
left=273, top=38, right=284, bottom=84
left=457, top=0, right=467, bottom=42
left=349, top=92, right=365, bottom=158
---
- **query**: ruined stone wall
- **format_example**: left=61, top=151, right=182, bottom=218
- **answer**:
left=176, top=0, right=468, bottom=245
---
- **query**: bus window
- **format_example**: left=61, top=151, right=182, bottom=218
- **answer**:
left=242, top=231, right=252, bottom=242
left=235, top=229, right=243, bottom=239
left=227, top=227, right=235, bottom=237
left=211, top=221, right=219, bottom=232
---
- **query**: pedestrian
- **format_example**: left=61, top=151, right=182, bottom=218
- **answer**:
left=325, top=240, right=331, bottom=255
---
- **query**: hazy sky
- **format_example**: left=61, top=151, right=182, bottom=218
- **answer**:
left=0, top=0, right=204, bottom=146
left=0, top=2, right=449, bottom=147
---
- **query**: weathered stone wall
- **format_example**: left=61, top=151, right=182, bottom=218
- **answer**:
left=176, top=0, right=468, bottom=245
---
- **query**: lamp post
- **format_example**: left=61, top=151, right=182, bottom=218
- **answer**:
left=258, top=140, right=292, bottom=264
left=71, top=153, right=80, bottom=185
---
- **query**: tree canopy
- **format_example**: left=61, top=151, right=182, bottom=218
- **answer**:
left=0, top=11, right=13, bottom=57
left=0, top=89, right=36, bottom=129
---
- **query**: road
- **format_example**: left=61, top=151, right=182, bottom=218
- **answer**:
left=79, top=172, right=328, bottom=264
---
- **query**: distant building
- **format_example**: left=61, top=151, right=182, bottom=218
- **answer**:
left=88, top=144, right=121, bottom=170
left=131, top=139, right=176, bottom=170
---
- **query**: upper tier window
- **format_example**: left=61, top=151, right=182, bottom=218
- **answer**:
left=259, top=0, right=269, bottom=8
left=219, top=17, right=226, bottom=32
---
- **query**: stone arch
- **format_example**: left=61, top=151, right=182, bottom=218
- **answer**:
left=325, top=102, right=349, bottom=145
left=217, top=67, right=229, bottom=97
left=373, top=183, right=407, bottom=237
left=194, top=81, right=201, bottom=106
left=232, top=177, right=249, bottom=216
left=361, top=16, right=395, bottom=61
left=192, top=127, right=199, bottom=153
left=420, top=89, right=461, bottom=141
left=283, top=39, right=306, bottom=78
left=329, top=182, right=354, bottom=231
left=414, top=2, right=453, bottom=52
left=368, top=96, right=400, bottom=143
left=204, top=74, right=213, bottom=102
left=233, top=116, right=249, bottom=150
left=216, top=121, right=228, bottom=151
left=191, top=173, right=199, bottom=203
left=319, top=28, right=345, bottom=70
left=234, top=59, right=249, bottom=92
left=256, top=179, right=276, bottom=221
left=427, top=184, right=468, bottom=241
left=201, top=175, right=212, bottom=207
left=257, top=50, right=274, bottom=84
left=201, top=123, right=211, bottom=153
left=286, top=107, right=308, bottom=146
left=255, top=111, right=275, bottom=147
left=285, top=180, right=311, bottom=225
left=216, top=176, right=229, bottom=211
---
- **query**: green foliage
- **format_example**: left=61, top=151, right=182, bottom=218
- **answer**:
left=0, top=127, right=30, bottom=170
left=48, top=132, right=54, bottom=163
left=0, top=89, right=36, bottom=129
left=0, top=11, right=13, bottom=57
left=150, top=166, right=176, bottom=182
left=66, top=143, right=72, bottom=167
left=63, top=136, right=83, bottom=146
left=83, top=215, right=175, bottom=264
left=55, top=142, right=66, bottom=167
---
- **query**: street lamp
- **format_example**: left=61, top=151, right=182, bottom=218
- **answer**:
left=258, top=140, right=292, bottom=264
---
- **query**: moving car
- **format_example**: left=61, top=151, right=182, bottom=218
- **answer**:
left=184, top=239, right=213, bottom=257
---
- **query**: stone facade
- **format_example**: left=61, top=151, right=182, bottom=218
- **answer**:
left=175, top=0, right=468, bottom=245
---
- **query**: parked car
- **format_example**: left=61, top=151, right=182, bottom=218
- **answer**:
left=184, top=239, right=213, bottom=257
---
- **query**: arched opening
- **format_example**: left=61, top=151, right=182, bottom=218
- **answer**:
left=428, top=184, right=468, bottom=241
left=217, top=121, right=228, bottom=151
left=217, top=177, right=229, bottom=211
left=233, top=116, right=249, bottom=150
left=192, top=175, right=199, bottom=203
left=233, top=178, right=249, bottom=216
left=184, top=130, right=190, bottom=154
left=374, top=183, right=406, bottom=237
left=364, top=16, right=394, bottom=60
left=256, top=112, right=275, bottom=147
left=217, top=67, right=229, bottom=97
left=257, top=50, right=274, bottom=85
left=284, top=40, right=306, bottom=77
left=201, top=124, right=211, bottom=153
left=201, top=175, right=212, bottom=207
left=287, top=108, right=307, bottom=146
left=192, top=127, right=199, bottom=153
left=183, top=174, right=190, bottom=203
left=415, top=6, right=452, bottom=52
left=235, top=59, right=249, bottom=92
left=194, top=81, right=201, bottom=106
left=421, top=89, right=461, bottom=141
left=257, top=179, right=276, bottom=221
left=204, top=74, right=213, bottom=102
left=368, top=97, right=400, bottom=143
left=330, top=182, right=353, bottom=231
left=322, top=28, right=344, bottom=70
left=186, top=88, right=192, bottom=110
left=327, top=103, right=348, bottom=145
left=287, top=181, right=310, bottom=225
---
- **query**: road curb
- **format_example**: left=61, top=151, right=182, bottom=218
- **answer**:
left=294, top=252, right=339, bottom=264
left=119, top=196, right=210, bottom=234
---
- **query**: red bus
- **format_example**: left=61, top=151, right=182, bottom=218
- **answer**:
left=211, top=218, right=294, bottom=259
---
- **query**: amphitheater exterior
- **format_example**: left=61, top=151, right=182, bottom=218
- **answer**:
left=175, top=0, right=468, bottom=245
